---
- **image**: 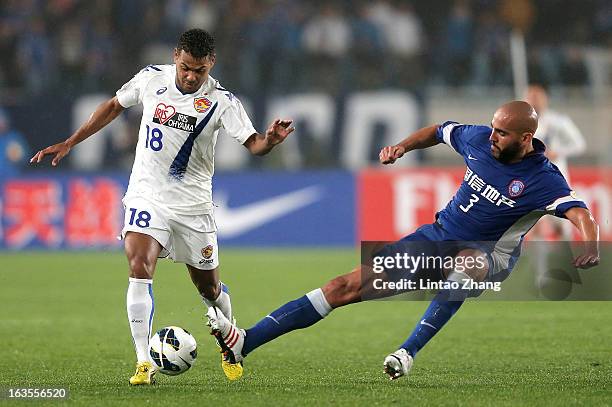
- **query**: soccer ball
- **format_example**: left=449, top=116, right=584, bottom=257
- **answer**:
left=149, top=326, right=197, bottom=375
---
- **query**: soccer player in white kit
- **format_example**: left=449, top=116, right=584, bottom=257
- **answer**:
left=30, top=29, right=295, bottom=384
left=524, top=85, right=587, bottom=289
left=525, top=85, right=586, bottom=181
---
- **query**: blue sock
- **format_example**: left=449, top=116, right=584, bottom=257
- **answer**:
left=243, top=289, right=332, bottom=355
left=400, top=289, right=464, bottom=357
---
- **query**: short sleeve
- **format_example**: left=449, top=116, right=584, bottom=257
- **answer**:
left=116, top=67, right=153, bottom=108
left=435, top=121, right=482, bottom=156
left=546, top=191, right=588, bottom=218
left=220, top=98, right=257, bottom=144
left=541, top=172, right=588, bottom=218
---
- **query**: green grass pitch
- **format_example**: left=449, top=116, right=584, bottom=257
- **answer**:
left=1, top=250, right=611, bottom=406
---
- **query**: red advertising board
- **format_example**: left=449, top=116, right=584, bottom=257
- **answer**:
left=2, top=177, right=125, bottom=249
left=358, top=167, right=612, bottom=241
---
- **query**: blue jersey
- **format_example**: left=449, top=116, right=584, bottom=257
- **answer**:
left=434, top=121, right=587, bottom=242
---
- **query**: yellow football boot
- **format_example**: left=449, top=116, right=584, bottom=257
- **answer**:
left=221, top=354, right=244, bottom=381
left=206, top=307, right=245, bottom=381
left=129, top=361, right=156, bottom=385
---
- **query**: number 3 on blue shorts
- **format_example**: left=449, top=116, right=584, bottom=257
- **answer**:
left=128, top=208, right=151, bottom=228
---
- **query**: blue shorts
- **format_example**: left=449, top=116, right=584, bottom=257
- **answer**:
left=374, top=222, right=514, bottom=284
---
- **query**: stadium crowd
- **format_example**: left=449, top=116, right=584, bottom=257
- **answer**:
left=1, top=0, right=610, bottom=100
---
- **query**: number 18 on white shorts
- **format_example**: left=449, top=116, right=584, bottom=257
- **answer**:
left=120, top=196, right=219, bottom=270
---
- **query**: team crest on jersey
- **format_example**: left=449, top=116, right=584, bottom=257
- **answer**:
left=508, top=180, right=525, bottom=197
left=199, top=245, right=214, bottom=265
left=202, top=245, right=214, bottom=259
left=152, top=103, right=196, bottom=132
left=194, top=97, right=212, bottom=113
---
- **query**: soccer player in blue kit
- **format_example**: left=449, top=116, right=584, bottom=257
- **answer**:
left=206, top=101, right=600, bottom=380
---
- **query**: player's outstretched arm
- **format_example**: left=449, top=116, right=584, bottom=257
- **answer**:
left=565, top=207, right=600, bottom=269
left=30, top=96, right=125, bottom=166
left=379, top=124, right=440, bottom=165
left=243, top=119, right=295, bottom=156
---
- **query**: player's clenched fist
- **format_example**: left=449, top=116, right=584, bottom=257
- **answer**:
left=265, top=119, right=295, bottom=146
left=379, top=145, right=406, bottom=164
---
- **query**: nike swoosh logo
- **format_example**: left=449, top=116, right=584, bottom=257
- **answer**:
left=215, top=186, right=323, bottom=238
left=420, top=319, right=437, bottom=330
left=468, top=154, right=477, bottom=160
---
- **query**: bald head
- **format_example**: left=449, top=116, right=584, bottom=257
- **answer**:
left=493, top=101, right=538, bottom=134
left=489, top=101, right=538, bottom=164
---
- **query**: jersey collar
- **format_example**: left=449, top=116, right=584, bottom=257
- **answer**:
left=532, top=137, right=546, bottom=154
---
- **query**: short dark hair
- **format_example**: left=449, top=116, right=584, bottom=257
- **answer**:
left=177, top=29, right=215, bottom=59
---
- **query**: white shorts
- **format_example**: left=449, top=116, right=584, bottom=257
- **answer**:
left=120, top=196, right=219, bottom=270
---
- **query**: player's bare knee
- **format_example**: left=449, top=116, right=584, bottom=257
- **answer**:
left=128, top=255, right=155, bottom=280
left=199, top=280, right=220, bottom=300
left=323, top=269, right=361, bottom=307
left=187, top=266, right=220, bottom=299
left=449, top=249, right=489, bottom=282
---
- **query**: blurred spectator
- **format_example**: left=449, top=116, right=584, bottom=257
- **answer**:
left=268, top=1, right=307, bottom=93
left=385, top=2, right=422, bottom=59
left=302, top=2, right=351, bottom=93
left=0, top=0, right=604, bottom=99
left=84, top=19, right=115, bottom=92
left=561, top=47, right=588, bottom=86
left=0, top=108, right=30, bottom=177
left=235, top=1, right=278, bottom=97
left=186, top=0, right=219, bottom=32
left=349, top=1, right=385, bottom=89
left=302, top=3, right=351, bottom=57
left=593, top=0, right=612, bottom=46
left=386, top=1, right=424, bottom=90
left=16, top=16, right=55, bottom=95
left=57, top=20, right=87, bottom=94
left=161, top=0, right=190, bottom=42
left=470, top=9, right=510, bottom=86
left=0, top=0, right=33, bottom=91
left=525, top=84, right=585, bottom=178
left=438, top=0, right=474, bottom=86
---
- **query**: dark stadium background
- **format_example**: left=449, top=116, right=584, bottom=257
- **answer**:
left=0, top=1, right=610, bottom=405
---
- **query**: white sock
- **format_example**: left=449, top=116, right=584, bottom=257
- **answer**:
left=306, top=288, right=333, bottom=317
left=127, top=277, right=154, bottom=363
left=202, top=282, right=232, bottom=321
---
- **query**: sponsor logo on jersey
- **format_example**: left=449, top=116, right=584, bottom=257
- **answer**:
left=463, top=167, right=517, bottom=207
left=194, top=97, right=213, bottom=113
left=153, top=103, right=196, bottom=132
left=156, top=87, right=167, bottom=95
left=508, top=180, right=525, bottom=197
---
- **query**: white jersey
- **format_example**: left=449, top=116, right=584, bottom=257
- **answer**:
left=535, top=109, right=586, bottom=179
left=116, top=64, right=256, bottom=214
